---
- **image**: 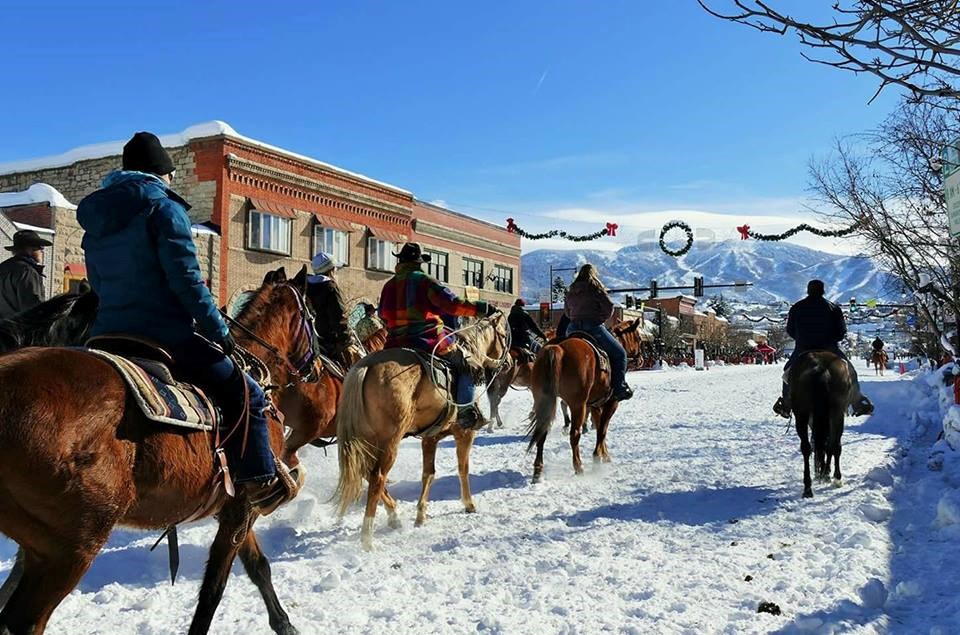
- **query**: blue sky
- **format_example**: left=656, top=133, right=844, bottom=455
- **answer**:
left=1, top=1, right=900, bottom=252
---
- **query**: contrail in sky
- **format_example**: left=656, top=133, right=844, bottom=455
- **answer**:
left=533, top=68, right=549, bottom=95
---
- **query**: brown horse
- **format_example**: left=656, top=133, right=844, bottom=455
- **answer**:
left=333, top=312, right=508, bottom=550
left=485, top=348, right=535, bottom=431
left=790, top=350, right=851, bottom=498
left=0, top=269, right=316, bottom=635
left=526, top=336, right=619, bottom=482
left=612, top=317, right=644, bottom=370
left=871, top=349, right=888, bottom=376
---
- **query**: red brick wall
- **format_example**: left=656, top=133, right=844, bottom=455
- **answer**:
left=1, top=203, right=53, bottom=229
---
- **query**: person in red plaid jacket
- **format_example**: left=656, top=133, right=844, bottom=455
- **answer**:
left=379, top=242, right=498, bottom=428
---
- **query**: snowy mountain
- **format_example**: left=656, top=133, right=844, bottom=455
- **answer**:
left=521, top=240, right=899, bottom=306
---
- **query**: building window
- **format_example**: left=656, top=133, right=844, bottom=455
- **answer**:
left=314, top=225, right=350, bottom=267
left=248, top=210, right=292, bottom=255
left=463, top=258, right=484, bottom=288
left=367, top=237, right=397, bottom=272
left=493, top=264, right=513, bottom=294
left=424, top=250, right=449, bottom=282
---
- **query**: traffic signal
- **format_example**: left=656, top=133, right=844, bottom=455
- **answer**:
left=625, top=294, right=634, bottom=309
left=850, top=297, right=857, bottom=311
left=649, top=280, right=658, bottom=298
left=693, top=276, right=704, bottom=297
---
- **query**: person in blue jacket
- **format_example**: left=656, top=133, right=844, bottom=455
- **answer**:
left=77, top=131, right=298, bottom=515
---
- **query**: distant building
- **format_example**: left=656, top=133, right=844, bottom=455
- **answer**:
left=0, top=122, right=520, bottom=315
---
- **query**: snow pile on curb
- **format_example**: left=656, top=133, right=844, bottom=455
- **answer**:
left=926, top=362, right=959, bottom=452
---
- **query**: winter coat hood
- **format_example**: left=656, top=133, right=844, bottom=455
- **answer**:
left=77, top=171, right=190, bottom=238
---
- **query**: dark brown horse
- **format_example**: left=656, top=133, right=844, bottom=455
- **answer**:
left=0, top=268, right=316, bottom=635
left=526, top=337, right=619, bottom=482
left=790, top=350, right=852, bottom=498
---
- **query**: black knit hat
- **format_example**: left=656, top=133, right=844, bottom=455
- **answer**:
left=122, top=132, right=175, bottom=176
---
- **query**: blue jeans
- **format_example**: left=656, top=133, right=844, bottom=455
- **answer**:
left=456, top=373, right=475, bottom=405
left=569, top=320, right=628, bottom=389
left=169, top=334, right=275, bottom=483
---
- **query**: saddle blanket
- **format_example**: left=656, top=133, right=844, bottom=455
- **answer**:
left=564, top=331, right=612, bottom=377
left=85, top=349, right=219, bottom=432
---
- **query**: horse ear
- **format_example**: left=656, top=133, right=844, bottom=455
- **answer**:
left=275, top=267, right=287, bottom=283
left=262, top=270, right=276, bottom=286
left=292, top=265, right=308, bottom=292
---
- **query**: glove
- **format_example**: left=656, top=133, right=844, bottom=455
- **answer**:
left=221, top=334, right=237, bottom=357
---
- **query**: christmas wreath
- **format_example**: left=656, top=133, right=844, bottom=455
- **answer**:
left=659, top=220, right=694, bottom=257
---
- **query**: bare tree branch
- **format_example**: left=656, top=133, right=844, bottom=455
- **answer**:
left=699, top=0, right=960, bottom=101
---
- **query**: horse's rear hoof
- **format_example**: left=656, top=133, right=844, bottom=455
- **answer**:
left=803, top=489, right=813, bottom=499
left=531, top=473, right=542, bottom=484
left=832, top=478, right=843, bottom=488
left=464, top=503, right=477, bottom=514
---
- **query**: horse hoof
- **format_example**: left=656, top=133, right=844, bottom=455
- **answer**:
left=388, top=516, right=402, bottom=530
left=415, top=516, right=426, bottom=527
left=802, top=490, right=813, bottom=499
left=274, top=624, right=300, bottom=635
left=832, top=479, right=843, bottom=488
left=574, top=467, right=584, bottom=476
left=531, top=474, right=542, bottom=485
left=464, top=503, right=477, bottom=514
left=361, top=539, right=374, bottom=552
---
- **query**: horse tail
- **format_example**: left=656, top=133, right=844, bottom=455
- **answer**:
left=808, top=360, right=832, bottom=455
left=527, top=344, right=562, bottom=450
left=333, top=364, right=375, bottom=517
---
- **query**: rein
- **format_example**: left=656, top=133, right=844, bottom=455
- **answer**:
left=428, top=313, right=512, bottom=408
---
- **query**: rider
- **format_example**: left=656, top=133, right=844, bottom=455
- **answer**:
left=0, top=230, right=52, bottom=319
left=305, top=251, right=351, bottom=366
left=872, top=336, right=885, bottom=353
left=508, top=298, right=547, bottom=359
left=563, top=263, right=634, bottom=401
left=378, top=242, right=498, bottom=429
left=353, top=302, right=384, bottom=348
left=773, top=279, right=874, bottom=418
left=77, top=131, right=297, bottom=515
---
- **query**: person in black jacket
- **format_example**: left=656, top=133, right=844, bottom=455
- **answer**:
left=508, top=299, right=547, bottom=356
left=872, top=336, right=884, bottom=352
left=774, top=280, right=873, bottom=418
left=0, top=230, right=52, bottom=319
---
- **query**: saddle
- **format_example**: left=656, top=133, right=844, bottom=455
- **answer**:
left=85, top=335, right=219, bottom=432
left=403, top=348, right=462, bottom=438
left=512, top=346, right=537, bottom=365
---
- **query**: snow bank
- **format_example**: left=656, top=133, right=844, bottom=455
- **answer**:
left=0, top=121, right=410, bottom=195
left=0, top=183, right=76, bottom=210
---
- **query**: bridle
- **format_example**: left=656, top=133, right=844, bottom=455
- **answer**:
left=220, top=282, right=321, bottom=386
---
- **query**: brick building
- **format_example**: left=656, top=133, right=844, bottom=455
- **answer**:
left=0, top=122, right=520, bottom=315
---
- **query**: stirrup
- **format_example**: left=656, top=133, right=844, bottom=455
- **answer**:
left=456, top=405, right=485, bottom=430
left=247, top=460, right=304, bottom=516
left=773, top=397, right=791, bottom=419
left=851, top=398, right=874, bottom=417
left=612, top=385, right=634, bottom=401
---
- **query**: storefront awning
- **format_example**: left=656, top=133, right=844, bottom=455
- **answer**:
left=367, top=226, right=408, bottom=243
left=314, top=212, right=355, bottom=232
left=64, top=262, right=86, bottom=276
left=249, top=197, right=297, bottom=219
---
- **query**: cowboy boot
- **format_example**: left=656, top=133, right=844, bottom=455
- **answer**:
left=246, top=459, right=305, bottom=516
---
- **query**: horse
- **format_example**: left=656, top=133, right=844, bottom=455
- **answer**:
left=789, top=351, right=851, bottom=498
left=0, top=268, right=317, bottom=635
left=526, top=336, right=620, bottom=482
left=333, top=312, right=509, bottom=550
left=485, top=347, right=535, bottom=431
left=871, top=349, right=888, bottom=376
left=612, top=317, right=644, bottom=370
left=0, top=288, right=99, bottom=352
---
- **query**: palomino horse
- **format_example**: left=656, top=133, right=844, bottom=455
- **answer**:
left=790, top=350, right=852, bottom=498
left=527, top=336, right=619, bottom=482
left=0, top=269, right=316, bottom=635
left=334, top=312, right=509, bottom=550
left=871, top=349, right=888, bottom=376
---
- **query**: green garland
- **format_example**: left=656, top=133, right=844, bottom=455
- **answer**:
left=659, top=220, right=694, bottom=257
left=738, top=222, right=860, bottom=241
left=505, top=218, right=617, bottom=241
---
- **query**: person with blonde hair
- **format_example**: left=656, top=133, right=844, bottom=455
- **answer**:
left=563, top=263, right=633, bottom=401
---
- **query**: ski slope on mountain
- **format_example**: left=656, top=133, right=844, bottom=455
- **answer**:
left=0, top=365, right=953, bottom=634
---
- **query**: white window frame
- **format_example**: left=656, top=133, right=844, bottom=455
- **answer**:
left=424, top=249, right=449, bottom=282
left=493, top=264, right=514, bottom=293
left=463, top=258, right=484, bottom=288
left=247, top=209, right=292, bottom=256
left=367, top=237, right=397, bottom=272
left=314, top=224, right=350, bottom=267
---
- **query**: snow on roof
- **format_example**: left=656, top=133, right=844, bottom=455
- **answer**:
left=0, top=121, right=410, bottom=196
left=191, top=224, right=219, bottom=236
left=12, top=221, right=54, bottom=234
left=0, top=183, right=76, bottom=210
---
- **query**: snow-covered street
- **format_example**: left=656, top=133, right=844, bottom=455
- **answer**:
left=2, top=364, right=956, bottom=634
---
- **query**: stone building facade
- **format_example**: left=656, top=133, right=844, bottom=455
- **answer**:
left=0, top=122, right=521, bottom=315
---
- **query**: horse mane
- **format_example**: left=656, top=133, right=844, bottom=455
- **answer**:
left=456, top=314, right=505, bottom=364
left=0, top=291, right=98, bottom=351
left=235, top=283, right=288, bottom=334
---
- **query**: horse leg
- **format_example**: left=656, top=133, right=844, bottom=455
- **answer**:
left=237, top=529, right=299, bottom=635
left=593, top=401, right=617, bottom=463
left=362, top=446, right=398, bottom=550
left=0, top=548, right=24, bottom=611
left=795, top=413, right=813, bottom=498
left=416, top=436, right=439, bottom=527
left=830, top=409, right=845, bottom=485
left=568, top=402, right=587, bottom=475
left=532, top=435, right=547, bottom=484
left=188, top=500, right=254, bottom=635
left=561, top=401, right=571, bottom=431
left=381, top=488, right=402, bottom=530
left=453, top=427, right=477, bottom=514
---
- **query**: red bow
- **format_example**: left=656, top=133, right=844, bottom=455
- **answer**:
left=506, top=218, right=516, bottom=233
left=605, top=222, right=618, bottom=237
left=736, top=224, right=751, bottom=240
